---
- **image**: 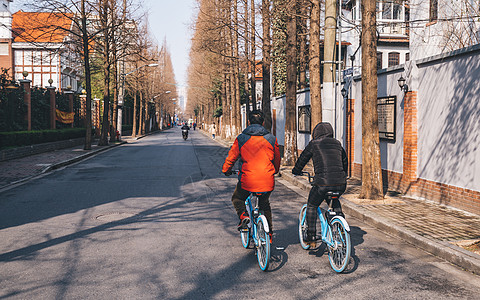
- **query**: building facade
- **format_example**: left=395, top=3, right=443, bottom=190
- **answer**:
left=0, top=1, right=81, bottom=91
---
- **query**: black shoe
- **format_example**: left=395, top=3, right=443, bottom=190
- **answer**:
left=237, top=218, right=250, bottom=231
left=305, top=234, right=317, bottom=248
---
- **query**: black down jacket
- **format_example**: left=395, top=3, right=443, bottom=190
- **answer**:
left=292, top=122, right=348, bottom=187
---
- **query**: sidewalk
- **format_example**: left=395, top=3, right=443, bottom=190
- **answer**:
left=0, top=136, right=137, bottom=190
left=202, top=129, right=480, bottom=275
left=2, top=129, right=480, bottom=275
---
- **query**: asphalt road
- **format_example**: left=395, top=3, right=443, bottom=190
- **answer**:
left=1, top=127, right=479, bottom=299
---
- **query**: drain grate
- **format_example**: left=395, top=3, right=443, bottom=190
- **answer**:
left=94, top=212, right=136, bottom=222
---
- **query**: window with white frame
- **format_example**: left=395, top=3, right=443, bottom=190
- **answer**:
left=377, top=1, right=405, bottom=21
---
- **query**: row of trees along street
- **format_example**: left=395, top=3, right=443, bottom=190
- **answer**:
left=21, top=0, right=178, bottom=149
left=187, top=0, right=383, bottom=200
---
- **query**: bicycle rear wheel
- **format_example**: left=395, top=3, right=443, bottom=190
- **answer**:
left=256, top=218, right=270, bottom=271
left=240, top=228, right=250, bottom=248
left=298, top=204, right=310, bottom=250
left=327, top=218, right=351, bottom=273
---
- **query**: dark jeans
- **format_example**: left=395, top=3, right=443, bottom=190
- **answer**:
left=231, top=182, right=273, bottom=232
left=306, top=184, right=346, bottom=238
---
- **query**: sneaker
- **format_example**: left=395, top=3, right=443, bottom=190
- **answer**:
left=237, top=212, right=250, bottom=231
left=268, top=232, right=273, bottom=244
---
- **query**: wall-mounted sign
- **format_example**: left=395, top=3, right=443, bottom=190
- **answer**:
left=298, top=105, right=311, bottom=134
left=377, top=96, right=396, bottom=142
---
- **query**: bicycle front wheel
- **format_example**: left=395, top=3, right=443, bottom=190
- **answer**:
left=327, top=218, right=351, bottom=273
left=256, top=218, right=270, bottom=271
left=240, top=228, right=250, bottom=248
left=298, top=204, right=310, bottom=250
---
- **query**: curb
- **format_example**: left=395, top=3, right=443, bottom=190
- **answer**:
left=279, top=169, right=480, bottom=275
left=42, top=141, right=127, bottom=173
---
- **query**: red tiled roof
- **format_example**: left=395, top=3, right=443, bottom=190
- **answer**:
left=12, top=11, right=73, bottom=43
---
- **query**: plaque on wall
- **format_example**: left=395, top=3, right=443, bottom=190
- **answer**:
left=298, top=105, right=311, bottom=134
left=377, top=96, right=396, bottom=142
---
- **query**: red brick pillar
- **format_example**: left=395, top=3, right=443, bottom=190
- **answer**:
left=47, top=86, right=56, bottom=130
left=20, top=79, right=32, bottom=131
left=65, top=91, right=74, bottom=128
left=403, top=91, right=418, bottom=193
left=346, top=98, right=356, bottom=178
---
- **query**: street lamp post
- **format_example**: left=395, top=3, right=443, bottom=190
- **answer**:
left=117, top=63, right=159, bottom=140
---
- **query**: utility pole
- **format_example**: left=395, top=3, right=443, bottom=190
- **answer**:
left=323, top=0, right=337, bottom=126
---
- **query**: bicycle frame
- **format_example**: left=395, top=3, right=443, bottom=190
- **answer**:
left=244, top=193, right=269, bottom=247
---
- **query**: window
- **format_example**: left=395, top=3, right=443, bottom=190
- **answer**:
left=405, top=52, right=410, bottom=62
left=429, top=0, right=438, bottom=22
left=388, top=52, right=400, bottom=67
left=0, top=43, right=8, bottom=55
left=377, top=1, right=404, bottom=21
left=14, top=51, right=23, bottom=65
left=377, top=52, right=383, bottom=69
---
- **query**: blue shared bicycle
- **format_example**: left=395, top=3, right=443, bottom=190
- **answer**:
left=231, top=172, right=271, bottom=271
left=297, top=172, right=351, bottom=273
left=240, top=191, right=271, bottom=271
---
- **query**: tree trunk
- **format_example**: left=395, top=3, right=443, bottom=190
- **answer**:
left=244, top=0, right=251, bottom=116
left=139, top=90, right=145, bottom=135
left=81, top=0, right=92, bottom=150
left=298, top=0, right=307, bottom=90
left=262, top=0, right=272, bottom=131
left=233, top=0, right=241, bottom=134
left=309, top=0, right=322, bottom=127
left=360, top=0, right=383, bottom=200
left=250, top=0, right=256, bottom=111
left=284, top=0, right=298, bottom=166
left=132, top=91, right=137, bottom=137
left=98, top=0, right=110, bottom=146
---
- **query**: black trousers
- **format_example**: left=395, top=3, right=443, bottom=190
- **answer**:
left=306, top=184, right=346, bottom=238
left=231, top=182, right=273, bottom=232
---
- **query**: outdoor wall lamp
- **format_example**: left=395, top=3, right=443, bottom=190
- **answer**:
left=398, top=76, right=408, bottom=93
left=341, top=87, right=347, bottom=98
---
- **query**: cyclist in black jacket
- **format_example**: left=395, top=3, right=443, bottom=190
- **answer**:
left=292, top=122, right=348, bottom=247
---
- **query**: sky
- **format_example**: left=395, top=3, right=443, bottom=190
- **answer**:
left=11, top=0, right=197, bottom=89
left=143, top=0, right=196, bottom=87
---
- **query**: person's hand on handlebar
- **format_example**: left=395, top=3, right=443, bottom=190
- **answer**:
left=292, top=167, right=303, bottom=176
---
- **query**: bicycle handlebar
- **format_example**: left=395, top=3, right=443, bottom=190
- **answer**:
left=294, top=171, right=314, bottom=184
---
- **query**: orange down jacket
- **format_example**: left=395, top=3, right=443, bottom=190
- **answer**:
left=222, top=124, right=281, bottom=192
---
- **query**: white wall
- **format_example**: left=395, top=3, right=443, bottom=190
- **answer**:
left=410, top=0, right=480, bottom=61
left=350, top=45, right=480, bottom=192
left=415, top=48, right=480, bottom=191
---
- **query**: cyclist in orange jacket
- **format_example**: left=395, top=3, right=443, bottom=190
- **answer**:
left=222, top=110, right=281, bottom=237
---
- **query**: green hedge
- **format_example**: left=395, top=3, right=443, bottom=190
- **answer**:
left=0, top=128, right=87, bottom=149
